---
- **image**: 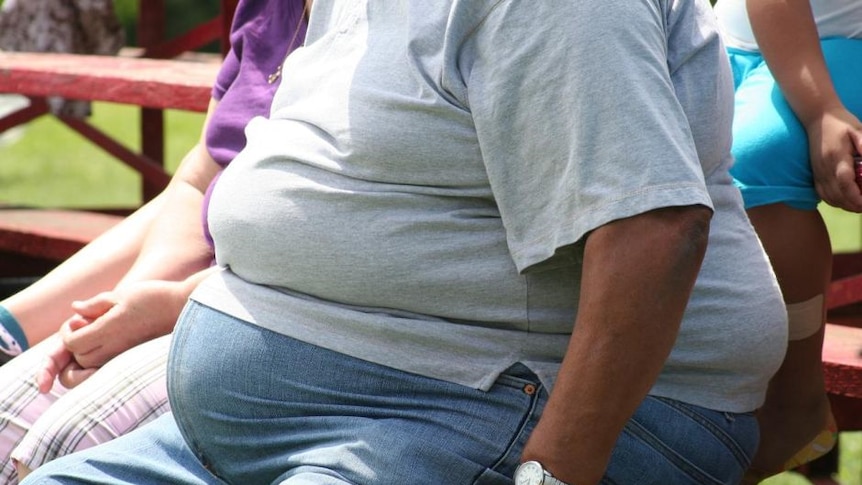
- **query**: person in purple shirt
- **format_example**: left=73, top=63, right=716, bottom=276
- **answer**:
left=0, top=0, right=307, bottom=481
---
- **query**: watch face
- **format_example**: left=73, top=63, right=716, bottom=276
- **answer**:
left=515, top=461, right=545, bottom=485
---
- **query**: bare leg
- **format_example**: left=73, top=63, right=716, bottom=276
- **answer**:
left=744, top=203, right=833, bottom=479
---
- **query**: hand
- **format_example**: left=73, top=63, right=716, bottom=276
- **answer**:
left=36, top=328, right=97, bottom=393
left=806, top=107, right=862, bottom=212
left=60, top=279, right=189, bottom=370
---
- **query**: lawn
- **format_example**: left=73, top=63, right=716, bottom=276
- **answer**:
left=0, top=96, right=204, bottom=209
left=1, top=99, right=862, bottom=484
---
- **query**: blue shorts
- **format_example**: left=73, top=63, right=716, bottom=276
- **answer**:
left=21, top=301, right=758, bottom=485
left=728, top=38, right=862, bottom=210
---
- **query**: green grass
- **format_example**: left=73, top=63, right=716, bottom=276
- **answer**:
left=763, top=432, right=862, bottom=484
left=0, top=98, right=204, bottom=209
left=2, top=99, right=862, bottom=484
left=823, top=204, right=862, bottom=254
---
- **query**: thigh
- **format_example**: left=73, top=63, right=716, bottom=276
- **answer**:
left=168, top=302, right=542, bottom=485
left=603, top=396, right=758, bottom=485
left=19, top=413, right=222, bottom=485
left=13, top=335, right=171, bottom=473
left=0, top=338, right=66, bottom=483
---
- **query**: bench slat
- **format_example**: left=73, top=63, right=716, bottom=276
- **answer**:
left=0, top=209, right=121, bottom=262
left=0, top=52, right=218, bottom=112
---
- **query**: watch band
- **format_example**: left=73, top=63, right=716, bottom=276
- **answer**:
left=514, top=461, right=572, bottom=485
left=543, top=474, right=569, bottom=485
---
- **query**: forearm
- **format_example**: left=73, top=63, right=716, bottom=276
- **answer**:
left=117, top=151, right=216, bottom=288
left=522, top=205, right=711, bottom=485
left=118, top=100, right=222, bottom=288
left=2, top=197, right=164, bottom=344
left=122, top=265, right=221, bottom=340
left=747, top=0, right=841, bottom=126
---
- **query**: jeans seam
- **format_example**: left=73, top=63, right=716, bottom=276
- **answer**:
left=483, top=381, right=544, bottom=479
left=623, top=417, right=725, bottom=485
left=166, top=303, right=227, bottom=483
left=654, top=397, right=752, bottom=469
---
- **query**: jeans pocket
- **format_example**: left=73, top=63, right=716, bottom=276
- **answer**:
left=474, top=363, right=546, bottom=485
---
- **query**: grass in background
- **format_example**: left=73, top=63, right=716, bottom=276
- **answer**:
left=824, top=204, right=862, bottom=254
left=2, top=100, right=862, bottom=485
left=0, top=99, right=204, bottom=209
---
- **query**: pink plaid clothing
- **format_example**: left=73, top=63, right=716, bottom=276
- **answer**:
left=0, top=336, right=170, bottom=482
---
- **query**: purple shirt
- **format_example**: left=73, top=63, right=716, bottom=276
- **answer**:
left=202, top=0, right=308, bottom=245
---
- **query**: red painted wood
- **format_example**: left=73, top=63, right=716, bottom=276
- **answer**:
left=0, top=52, right=217, bottom=112
left=833, top=252, right=862, bottom=280
left=0, top=209, right=121, bottom=261
left=0, top=2, right=238, bottom=271
left=829, top=274, right=862, bottom=311
left=59, top=116, right=171, bottom=190
left=221, top=0, right=239, bottom=55
left=823, top=323, right=862, bottom=405
left=0, top=98, right=48, bottom=133
left=138, top=0, right=166, bottom=52
left=143, top=18, right=223, bottom=59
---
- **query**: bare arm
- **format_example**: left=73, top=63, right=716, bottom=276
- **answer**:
left=118, top=98, right=222, bottom=288
left=39, top=265, right=220, bottom=391
left=55, top=98, right=223, bottom=367
left=1, top=99, right=222, bottom=347
left=521, top=205, right=711, bottom=485
left=748, top=0, right=862, bottom=211
left=117, top=101, right=222, bottom=288
left=0, top=199, right=160, bottom=345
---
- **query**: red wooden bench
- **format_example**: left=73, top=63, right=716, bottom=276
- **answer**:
left=0, top=1, right=236, bottom=282
left=0, top=51, right=219, bottom=190
left=824, top=252, right=862, bottom=427
left=0, top=208, right=121, bottom=263
left=797, top=252, right=862, bottom=483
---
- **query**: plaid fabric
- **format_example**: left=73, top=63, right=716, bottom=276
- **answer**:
left=0, top=335, right=171, bottom=482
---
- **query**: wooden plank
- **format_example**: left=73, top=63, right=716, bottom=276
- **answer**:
left=828, top=393, right=862, bottom=433
left=0, top=209, right=121, bottom=262
left=829, top=274, right=862, bottom=311
left=823, top=323, right=862, bottom=401
left=0, top=52, right=218, bottom=112
left=833, top=252, right=862, bottom=281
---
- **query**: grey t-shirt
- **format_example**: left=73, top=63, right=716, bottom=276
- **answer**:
left=194, top=0, right=787, bottom=412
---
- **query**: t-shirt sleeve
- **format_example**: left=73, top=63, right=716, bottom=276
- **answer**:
left=462, top=0, right=713, bottom=272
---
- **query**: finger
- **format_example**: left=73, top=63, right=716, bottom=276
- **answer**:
left=60, top=315, right=103, bottom=356
left=58, top=361, right=98, bottom=389
left=36, top=341, right=74, bottom=393
left=71, top=345, right=109, bottom=369
left=63, top=314, right=93, bottom=334
left=815, top=156, right=862, bottom=211
left=833, top=160, right=862, bottom=212
left=70, top=292, right=118, bottom=320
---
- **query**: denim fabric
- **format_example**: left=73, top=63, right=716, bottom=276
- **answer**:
left=19, top=413, right=221, bottom=485
left=604, top=396, right=758, bottom=484
left=21, top=301, right=757, bottom=485
left=166, top=302, right=540, bottom=484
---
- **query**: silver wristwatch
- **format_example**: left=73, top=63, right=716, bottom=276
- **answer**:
left=513, top=461, right=570, bottom=485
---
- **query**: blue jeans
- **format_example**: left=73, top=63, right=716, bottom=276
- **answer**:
left=22, top=301, right=758, bottom=484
